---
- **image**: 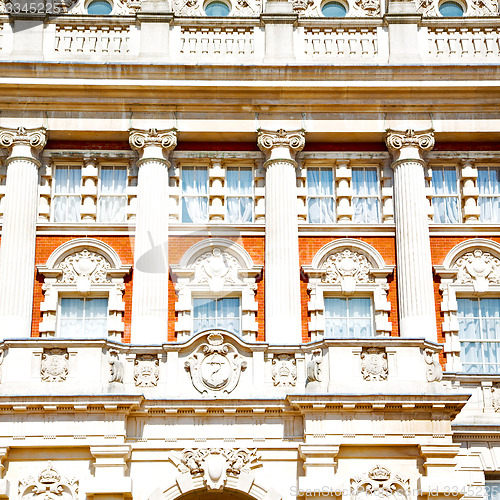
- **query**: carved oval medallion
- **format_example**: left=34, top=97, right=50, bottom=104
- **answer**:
left=200, top=353, right=231, bottom=389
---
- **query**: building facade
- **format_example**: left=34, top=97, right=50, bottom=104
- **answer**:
left=0, top=0, right=499, bottom=498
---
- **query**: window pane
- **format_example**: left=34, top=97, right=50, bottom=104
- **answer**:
left=478, top=167, right=500, bottom=223
left=325, top=298, right=373, bottom=338
left=182, top=167, right=209, bottom=223
left=53, top=167, right=81, bottom=222
left=59, top=298, right=107, bottom=338
left=352, top=168, right=380, bottom=223
left=432, top=168, right=459, bottom=223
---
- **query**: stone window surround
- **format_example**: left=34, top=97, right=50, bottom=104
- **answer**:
left=38, top=154, right=136, bottom=224
left=435, top=238, right=500, bottom=372
left=170, top=237, right=263, bottom=342
left=302, top=238, right=394, bottom=341
left=297, top=159, right=394, bottom=224
left=426, top=160, right=500, bottom=224
left=168, top=158, right=264, bottom=223
left=37, top=238, right=132, bottom=340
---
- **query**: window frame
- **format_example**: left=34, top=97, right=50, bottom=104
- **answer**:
left=57, top=295, right=109, bottom=339
left=224, top=165, right=255, bottom=224
left=97, top=164, right=129, bottom=224
left=180, top=165, right=210, bottom=224
left=323, top=296, right=375, bottom=339
left=477, top=165, right=500, bottom=223
left=430, top=165, right=461, bottom=224
left=51, top=163, right=83, bottom=223
left=306, top=166, right=336, bottom=224
left=351, top=166, right=382, bottom=224
left=192, top=295, right=242, bottom=336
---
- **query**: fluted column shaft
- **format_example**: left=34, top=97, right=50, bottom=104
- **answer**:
left=258, top=129, right=305, bottom=344
left=129, top=128, right=177, bottom=344
left=0, top=127, right=47, bottom=338
left=386, top=129, right=437, bottom=341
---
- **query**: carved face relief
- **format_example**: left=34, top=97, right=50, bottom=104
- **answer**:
left=134, top=354, right=159, bottom=387
left=352, top=466, right=410, bottom=500
left=58, top=249, right=111, bottom=293
left=360, top=348, right=388, bottom=381
left=171, top=448, right=260, bottom=490
left=185, top=332, right=247, bottom=395
left=19, top=462, right=78, bottom=500
left=41, top=349, right=69, bottom=382
left=321, top=249, right=373, bottom=293
left=454, top=249, right=500, bottom=292
left=193, top=249, right=241, bottom=292
left=272, top=354, right=297, bottom=387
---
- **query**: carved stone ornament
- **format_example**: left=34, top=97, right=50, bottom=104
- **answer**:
left=385, top=129, right=435, bottom=153
left=321, top=249, right=374, bottom=293
left=257, top=129, right=305, bottom=157
left=129, top=128, right=177, bottom=152
left=109, top=350, right=124, bottom=384
left=424, top=349, right=443, bottom=383
left=19, top=462, right=78, bottom=500
left=360, top=348, right=388, bottom=381
left=170, top=448, right=260, bottom=490
left=306, top=349, right=322, bottom=383
left=492, top=385, right=500, bottom=412
left=184, top=332, right=247, bottom=395
left=454, top=249, right=500, bottom=293
left=416, top=0, right=497, bottom=15
left=193, top=248, right=241, bottom=292
left=41, top=349, right=69, bottom=382
left=354, top=0, right=380, bottom=16
left=134, top=354, right=159, bottom=387
left=58, top=249, right=111, bottom=293
left=0, top=126, right=47, bottom=152
left=351, top=465, right=410, bottom=500
left=272, top=354, right=297, bottom=387
left=173, top=0, right=261, bottom=16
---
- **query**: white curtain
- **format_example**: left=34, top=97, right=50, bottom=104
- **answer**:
left=182, top=167, right=209, bottom=223
left=458, top=298, right=500, bottom=373
left=60, top=298, right=107, bottom=338
left=324, top=298, right=373, bottom=338
left=352, top=168, right=380, bottom=223
left=432, top=168, right=459, bottom=223
left=53, top=167, right=81, bottom=222
left=227, top=168, right=253, bottom=223
left=307, top=168, right=335, bottom=223
left=99, top=167, right=127, bottom=222
left=193, top=298, right=240, bottom=335
left=478, top=168, right=500, bottom=223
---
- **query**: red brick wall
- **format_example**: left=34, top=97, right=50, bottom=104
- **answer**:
left=33, top=236, right=134, bottom=342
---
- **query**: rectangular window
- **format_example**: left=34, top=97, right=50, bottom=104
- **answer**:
left=324, top=297, right=373, bottom=338
left=458, top=297, right=500, bottom=373
left=478, top=167, right=500, bottom=223
left=181, top=166, right=209, bottom=223
left=307, top=167, right=335, bottom=223
left=431, top=167, right=460, bottom=223
left=226, top=167, right=253, bottom=223
left=53, top=166, right=81, bottom=222
left=98, top=166, right=127, bottom=223
left=193, top=297, right=240, bottom=335
left=59, top=297, right=108, bottom=338
left=352, top=167, right=380, bottom=223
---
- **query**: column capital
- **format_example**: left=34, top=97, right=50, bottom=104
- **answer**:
left=129, top=127, right=177, bottom=166
left=0, top=127, right=47, bottom=164
left=257, top=128, right=305, bottom=166
left=385, top=128, right=434, bottom=166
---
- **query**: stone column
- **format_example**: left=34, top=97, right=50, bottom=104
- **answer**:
left=0, top=127, right=47, bottom=339
left=385, top=129, right=437, bottom=341
left=129, top=128, right=177, bottom=344
left=258, top=129, right=305, bottom=345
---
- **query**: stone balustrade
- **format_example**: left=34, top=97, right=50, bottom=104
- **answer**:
left=0, top=334, right=446, bottom=398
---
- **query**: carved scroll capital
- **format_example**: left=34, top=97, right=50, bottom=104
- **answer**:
left=257, top=128, right=305, bottom=165
left=0, top=127, right=47, bottom=154
left=129, top=128, right=177, bottom=165
left=385, top=128, right=434, bottom=165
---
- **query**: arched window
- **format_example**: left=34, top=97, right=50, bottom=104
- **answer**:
left=37, top=238, right=131, bottom=340
left=302, top=239, right=394, bottom=341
